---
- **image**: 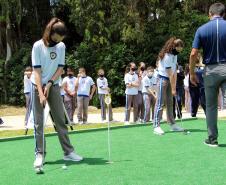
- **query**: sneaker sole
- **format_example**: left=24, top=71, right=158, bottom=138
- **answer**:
left=153, top=131, right=164, bottom=135
left=203, top=142, right=219, bottom=147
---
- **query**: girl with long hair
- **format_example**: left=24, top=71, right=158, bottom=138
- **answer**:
left=153, top=37, right=185, bottom=135
left=31, top=18, right=83, bottom=173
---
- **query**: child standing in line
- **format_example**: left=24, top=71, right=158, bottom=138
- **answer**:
left=124, top=62, right=139, bottom=125
left=137, top=62, right=146, bottom=123
left=142, top=66, right=156, bottom=123
left=96, top=69, right=114, bottom=122
left=75, top=67, right=96, bottom=124
left=63, top=67, right=77, bottom=124
left=153, top=37, right=185, bottom=135
left=59, top=69, right=66, bottom=101
left=184, top=64, right=190, bottom=113
left=24, top=66, right=32, bottom=128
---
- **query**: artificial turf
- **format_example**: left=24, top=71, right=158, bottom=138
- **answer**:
left=1, top=119, right=226, bottom=185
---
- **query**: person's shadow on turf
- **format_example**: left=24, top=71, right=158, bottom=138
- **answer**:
left=164, top=128, right=207, bottom=134
left=45, top=157, right=109, bottom=166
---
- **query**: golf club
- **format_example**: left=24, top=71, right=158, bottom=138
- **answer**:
left=174, top=96, right=190, bottom=135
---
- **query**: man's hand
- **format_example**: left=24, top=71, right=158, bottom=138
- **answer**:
left=190, top=73, right=199, bottom=86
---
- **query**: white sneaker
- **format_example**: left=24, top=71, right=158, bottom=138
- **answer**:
left=63, top=152, right=83, bottom=162
left=170, top=124, right=184, bottom=132
left=34, top=153, right=44, bottom=168
left=140, top=119, right=144, bottom=123
left=135, top=121, right=142, bottom=124
left=102, top=120, right=108, bottom=123
left=153, top=126, right=165, bottom=135
left=124, top=121, right=130, bottom=125
left=78, top=121, right=83, bottom=125
left=110, top=119, right=118, bottom=123
left=70, top=122, right=77, bottom=125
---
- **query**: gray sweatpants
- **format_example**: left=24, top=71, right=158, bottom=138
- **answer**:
left=77, top=96, right=89, bottom=122
left=24, top=93, right=31, bottom=126
left=153, top=77, right=175, bottom=127
left=203, top=64, right=226, bottom=140
left=64, top=94, right=76, bottom=122
left=137, top=91, right=144, bottom=120
left=99, top=94, right=113, bottom=121
left=143, top=93, right=156, bottom=122
left=125, top=94, right=139, bottom=122
left=32, top=84, right=74, bottom=155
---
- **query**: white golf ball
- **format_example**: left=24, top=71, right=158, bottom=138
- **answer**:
left=62, top=165, right=67, bottom=170
left=187, top=131, right=190, bottom=134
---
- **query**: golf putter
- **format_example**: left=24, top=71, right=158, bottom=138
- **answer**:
left=174, top=96, right=190, bottom=135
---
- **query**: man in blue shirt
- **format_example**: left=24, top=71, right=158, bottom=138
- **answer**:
left=189, top=3, right=226, bottom=147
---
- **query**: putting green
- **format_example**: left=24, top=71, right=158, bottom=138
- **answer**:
left=1, top=119, right=226, bottom=185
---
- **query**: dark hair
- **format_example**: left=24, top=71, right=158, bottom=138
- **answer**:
left=209, top=3, right=225, bottom=17
left=42, top=17, right=67, bottom=46
left=67, top=66, right=74, bottom=72
left=125, top=62, right=136, bottom=74
left=158, top=37, right=184, bottom=60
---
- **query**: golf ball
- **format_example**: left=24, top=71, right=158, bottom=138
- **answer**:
left=187, top=131, right=190, bottom=134
left=62, top=165, right=67, bottom=170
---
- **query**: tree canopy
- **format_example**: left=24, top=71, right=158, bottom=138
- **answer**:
left=0, top=0, right=224, bottom=106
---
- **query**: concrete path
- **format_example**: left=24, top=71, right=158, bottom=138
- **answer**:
left=1, top=108, right=225, bottom=131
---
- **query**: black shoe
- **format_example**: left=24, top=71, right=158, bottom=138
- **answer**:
left=204, top=138, right=218, bottom=147
left=0, top=118, right=3, bottom=125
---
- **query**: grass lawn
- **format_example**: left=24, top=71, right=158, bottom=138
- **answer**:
left=1, top=119, right=226, bottom=185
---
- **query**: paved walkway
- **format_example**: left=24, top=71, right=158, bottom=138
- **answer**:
left=0, top=109, right=225, bottom=131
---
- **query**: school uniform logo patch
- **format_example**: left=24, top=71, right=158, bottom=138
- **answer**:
left=50, top=52, right=57, bottom=60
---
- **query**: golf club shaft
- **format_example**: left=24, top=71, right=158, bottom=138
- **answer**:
left=174, top=96, right=183, bottom=127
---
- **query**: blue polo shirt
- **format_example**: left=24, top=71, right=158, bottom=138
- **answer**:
left=192, top=17, right=226, bottom=65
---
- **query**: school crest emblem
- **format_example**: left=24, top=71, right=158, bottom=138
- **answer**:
left=50, top=52, right=57, bottom=60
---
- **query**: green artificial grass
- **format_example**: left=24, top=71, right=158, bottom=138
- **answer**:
left=1, top=119, right=226, bottom=185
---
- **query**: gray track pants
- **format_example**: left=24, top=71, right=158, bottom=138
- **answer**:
left=77, top=96, right=89, bottom=122
left=32, top=84, right=74, bottom=156
left=24, top=93, right=31, bottom=126
left=153, top=77, right=175, bottom=127
left=64, top=94, right=76, bottom=122
left=203, top=64, right=226, bottom=140
left=99, top=94, right=113, bottom=121
left=137, top=91, right=144, bottom=120
left=143, top=93, right=156, bottom=122
left=125, top=94, right=139, bottom=122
